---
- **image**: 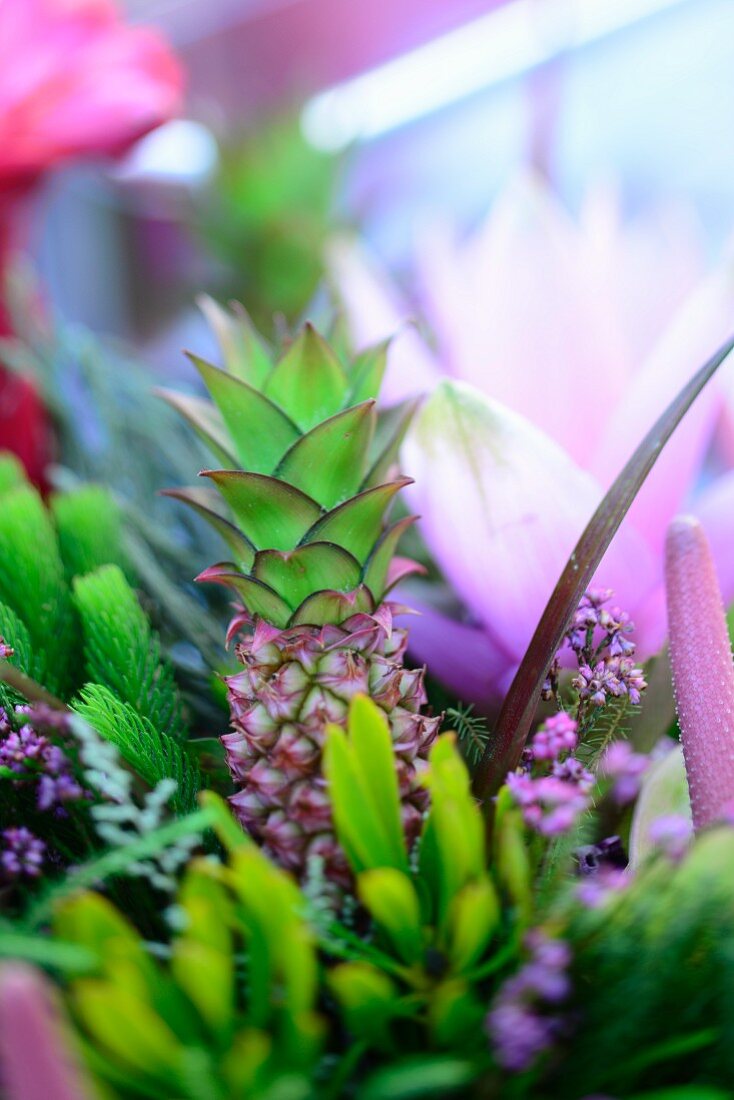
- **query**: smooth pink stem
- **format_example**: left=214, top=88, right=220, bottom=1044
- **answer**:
left=665, top=515, right=734, bottom=829
left=0, top=964, right=93, bottom=1100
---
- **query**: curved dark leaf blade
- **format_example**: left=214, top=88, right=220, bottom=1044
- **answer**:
left=473, top=334, right=734, bottom=802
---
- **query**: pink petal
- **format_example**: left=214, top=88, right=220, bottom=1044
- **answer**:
left=403, top=380, right=658, bottom=669
left=415, top=172, right=632, bottom=468
left=0, top=0, right=182, bottom=182
left=590, top=264, right=734, bottom=556
left=396, top=596, right=515, bottom=710
left=690, top=468, right=734, bottom=608
left=327, top=237, right=441, bottom=404
left=580, top=185, right=705, bottom=365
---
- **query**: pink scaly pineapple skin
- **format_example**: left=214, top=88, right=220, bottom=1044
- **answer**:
left=665, top=515, right=734, bottom=829
left=222, top=606, right=440, bottom=887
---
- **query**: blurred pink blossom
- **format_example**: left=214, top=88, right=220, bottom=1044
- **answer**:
left=331, top=174, right=734, bottom=705
left=0, top=0, right=183, bottom=486
left=0, top=0, right=183, bottom=186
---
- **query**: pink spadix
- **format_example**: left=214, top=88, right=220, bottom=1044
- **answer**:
left=665, top=515, right=734, bottom=829
left=0, top=964, right=92, bottom=1100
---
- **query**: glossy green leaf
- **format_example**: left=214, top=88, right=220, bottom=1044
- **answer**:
left=264, top=324, right=348, bottom=430
left=324, top=695, right=409, bottom=874
left=161, top=487, right=255, bottom=571
left=203, top=470, right=322, bottom=551
left=445, top=880, right=499, bottom=972
left=275, top=401, right=375, bottom=509
left=475, top=332, right=734, bottom=800
left=289, top=584, right=373, bottom=626
left=171, top=939, right=234, bottom=1033
left=156, top=388, right=237, bottom=467
left=346, top=339, right=390, bottom=405
left=196, top=566, right=291, bottom=628
left=189, top=353, right=300, bottom=474
left=362, top=516, right=416, bottom=601
left=358, top=1057, right=477, bottom=1100
left=363, top=401, right=418, bottom=489
left=358, top=869, right=423, bottom=965
left=304, top=479, right=409, bottom=563
left=328, top=963, right=397, bottom=1049
left=420, top=737, right=487, bottom=929
left=73, top=981, right=182, bottom=1079
left=254, top=542, right=361, bottom=608
left=198, top=294, right=272, bottom=387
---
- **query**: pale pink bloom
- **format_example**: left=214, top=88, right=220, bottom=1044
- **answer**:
left=332, top=174, right=734, bottom=705
left=0, top=0, right=183, bottom=187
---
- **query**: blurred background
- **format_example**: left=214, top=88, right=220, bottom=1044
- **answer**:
left=27, top=0, right=734, bottom=349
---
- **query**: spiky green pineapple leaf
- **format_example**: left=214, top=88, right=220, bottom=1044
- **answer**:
left=156, top=388, right=238, bottom=468
left=161, top=487, right=255, bottom=571
left=362, top=517, right=417, bottom=602
left=275, top=401, right=375, bottom=509
left=346, top=340, right=390, bottom=405
left=363, top=401, right=419, bottom=489
left=196, top=565, right=292, bottom=628
left=51, top=485, right=130, bottom=583
left=264, top=324, right=348, bottom=430
left=0, top=485, right=77, bottom=695
left=198, top=294, right=272, bottom=387
left=204, top=470, right=322, bottom=550
left=253, top=543, right=362, bottom=607
left=304, top=479, right=409, bottom=564
left=72, top=684, right=200, bottom=813
left=0, top=452, right=26, bottom=496
left=73, top=564, right=188, bottom=742
left=188, top=352, right=300, bottom=473
left=290, top=585, right=374, bottom=626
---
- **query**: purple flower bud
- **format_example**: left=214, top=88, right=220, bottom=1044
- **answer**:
left=647, top=814, right=693, bottom=861
left=599, top=741, right=649, bottom=804
left=1, top=828, right=45, bottom=878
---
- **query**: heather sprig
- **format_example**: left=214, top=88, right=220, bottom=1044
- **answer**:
left=543, top=588, right=647, bottom=734
left=486, top=930, right=571, bottom=1072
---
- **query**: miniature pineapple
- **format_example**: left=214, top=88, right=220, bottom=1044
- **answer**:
left=164, top=299, right=439, bottom=885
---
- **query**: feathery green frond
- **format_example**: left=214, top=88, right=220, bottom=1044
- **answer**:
left=72, top=684, right=200, bottom=812
left=51, top=485, right=129, bottom=583
left=73, top=565, right=187, bottom=742
left=0, top=485, right=77, bottom=694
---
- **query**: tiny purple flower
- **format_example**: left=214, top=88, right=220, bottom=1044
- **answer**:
left=576, top=867, right=629, bottom=909
left=531, top=712, right=578, bottom=761
left=647, top=814, right=693, bottom=861
left=1, top=828, right=45, bottom=878
left=486, top=931, right=571, bottom=1072
left=599, top=741, right=649, bottom=804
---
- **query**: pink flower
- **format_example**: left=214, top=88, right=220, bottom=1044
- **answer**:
left=0, top=0, right=183, bottom=187
left=0, top=0, right=182, bottom=485
left=332, top=175, right=734, bottom=705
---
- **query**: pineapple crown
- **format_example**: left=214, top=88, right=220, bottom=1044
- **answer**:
left=162, top=298, right=420, bottom=629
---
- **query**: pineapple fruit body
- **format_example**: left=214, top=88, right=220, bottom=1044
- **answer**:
left=165, top=301, right=439, bottom=883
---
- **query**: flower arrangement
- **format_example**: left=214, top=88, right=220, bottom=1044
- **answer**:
left=1, top=280, right=734, bottom=1098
